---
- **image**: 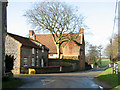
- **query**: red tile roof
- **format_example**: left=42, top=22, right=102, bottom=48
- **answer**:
left=35, top=33, right=82, bottom=53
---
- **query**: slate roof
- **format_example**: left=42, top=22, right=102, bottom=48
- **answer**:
left=35, top=33, right=82, bottom=53
left=7, top=33, right=48, bottom=50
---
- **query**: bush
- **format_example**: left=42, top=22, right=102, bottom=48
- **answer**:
left=85, top=62, right=92, bottom=70
left=5, top=55, right=15, bottom=73
left=3, top=72, right=13, bottom=81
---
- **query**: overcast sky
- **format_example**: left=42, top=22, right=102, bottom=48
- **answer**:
left=7, top=0, right=118, bottom=52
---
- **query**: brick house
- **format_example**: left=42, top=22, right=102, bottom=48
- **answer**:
left=29, top=28, right=85, bottom=70
left=5, top=33, right=49, bottom=74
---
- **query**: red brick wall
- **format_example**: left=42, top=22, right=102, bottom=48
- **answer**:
left=62, top=41, right=80, bottom=56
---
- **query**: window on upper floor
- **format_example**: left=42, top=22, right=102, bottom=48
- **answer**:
left=23, top=58, right=28, bottom=67
left=42, top=46, right=44, bottom=52
left=32, top=48, right=35, bottom=54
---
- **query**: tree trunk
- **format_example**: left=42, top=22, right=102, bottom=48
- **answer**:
left=56, top=44, right=61, bottom=59
left=56, top=44, right=62, bottom=72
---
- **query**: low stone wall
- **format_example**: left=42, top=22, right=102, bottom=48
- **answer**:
left=20, top=66, right=60, bottom=74
left=48, top=59, right=80, bottom=72
left=20, top=59, right=80, bottom=74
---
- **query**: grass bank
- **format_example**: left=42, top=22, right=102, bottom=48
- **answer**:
left=96, top=67, right=120, bottom=89
left=2, top=78, right=23, bottom=88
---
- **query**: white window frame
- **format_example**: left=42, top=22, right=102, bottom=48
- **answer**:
left=23, top=58, right=27, bottom=67
left=42, top=46, right=44, bottom=52
left=32, top=58, right=35, bottom=66
left=32, top=48, right=35, bottom=54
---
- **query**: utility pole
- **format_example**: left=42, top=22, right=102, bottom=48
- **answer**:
left=118, top=0, right=120, bottom=84
left=118, top=0, right=120, bottom=62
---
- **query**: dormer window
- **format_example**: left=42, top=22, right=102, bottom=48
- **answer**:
left=32, top=48, right=35, bottom=54
left=42, top=46, right=44, bottom=52
left=39, top=44, right=42, bottom=46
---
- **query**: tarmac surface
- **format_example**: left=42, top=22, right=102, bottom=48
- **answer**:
left=15, top=68, right=109, bottom=89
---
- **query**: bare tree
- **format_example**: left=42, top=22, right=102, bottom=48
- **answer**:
left=104, top=35, right=118, bottom=62
left=98, top=45, right=103, bottom=65
left=24, top=1, right=85, bottom=59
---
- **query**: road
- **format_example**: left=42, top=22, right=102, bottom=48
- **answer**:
left=15, top=68, right=107, bottom=89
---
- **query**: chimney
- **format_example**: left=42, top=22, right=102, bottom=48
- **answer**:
left=29, top=30, right=36, bottom=40
left=79, top=28, right=84, bottom=44
left=79, top=28, right=84, bottom=34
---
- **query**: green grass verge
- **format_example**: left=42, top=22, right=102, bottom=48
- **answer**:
left=2, top=78, right=23, bottom=88
left=97, top=59, right=110, bottom=62
left=96, top=59, right=110, bottom=68
left=113, top=85, right=120, bottom=90
left=97, top=67, right=120, bottom=89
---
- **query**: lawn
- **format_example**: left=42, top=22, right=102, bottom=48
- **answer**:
left=97, top=59, right=110, bottom=68
left=97, top=67, right=120, bottom=89
left=2, top=78, right=23, bottom=88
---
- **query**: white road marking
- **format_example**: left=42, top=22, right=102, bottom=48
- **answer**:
left=41, top=79, right=55, bottom=85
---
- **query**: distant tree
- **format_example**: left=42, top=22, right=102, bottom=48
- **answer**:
left=86, top=44, right=99, bottom=65
left=5, top=55, right=15, bottom=72
left=97, top=45, right=103, bottom=65
left=104, top=35, right=118, bottom=62
left=24, top=1, right=86, bottom=59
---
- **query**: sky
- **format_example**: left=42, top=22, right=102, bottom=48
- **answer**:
left=7, top=0, right=118, bottom=53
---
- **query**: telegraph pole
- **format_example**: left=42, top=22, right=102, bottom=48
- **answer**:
left=118, top=0, right=120, bottom=61
left=118, top=0, right=120, bottom=84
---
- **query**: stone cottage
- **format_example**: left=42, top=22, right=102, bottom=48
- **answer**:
left=29, top=28, right=85, bottom=70
left=5, top=33, right=49, bottom=74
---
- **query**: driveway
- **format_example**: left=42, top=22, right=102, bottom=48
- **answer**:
left=15, top=69, right=106, bottom=89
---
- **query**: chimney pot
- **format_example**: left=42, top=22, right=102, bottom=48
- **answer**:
left=79, top=28, right=84, bottom=34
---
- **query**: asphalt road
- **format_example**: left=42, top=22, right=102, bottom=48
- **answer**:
left=15, top=69, right=106, bottom=89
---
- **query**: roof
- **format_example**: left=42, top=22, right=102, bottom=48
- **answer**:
left=30, top=39, right=49, bottom=51
left=36, top=34, right=57, bottom=53
left=7, top=33, right=48, bottom=49
left=35, top=33, right=82, bottom=53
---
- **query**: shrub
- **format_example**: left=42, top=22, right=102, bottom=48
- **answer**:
left=3, top=72, right=13, bottom=81
left=5, top=55, right=15, bottom=73
left=85, top=62, right=92, bottom=70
